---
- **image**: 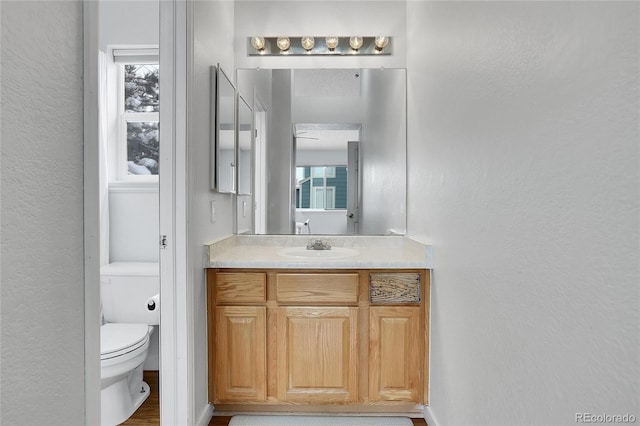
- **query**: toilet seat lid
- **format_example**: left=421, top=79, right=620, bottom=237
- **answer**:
left=101, top=323, right=149, bottom=357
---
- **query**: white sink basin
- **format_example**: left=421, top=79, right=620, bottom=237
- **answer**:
left=277, top=246, right=360, bottom=260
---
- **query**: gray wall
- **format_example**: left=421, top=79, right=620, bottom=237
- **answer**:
left=109, top=189, right=159, bottom=262
left=406, top=2, right=639, bottom=424
left=1, top=1, right=86, bottom=424
left=190, top=0, right=235, bottom=421
left=267, top=70, right=294, bottom=234
left=360, top=68, right=407, bottom=235
left=98, top=0, right=159, bottom=52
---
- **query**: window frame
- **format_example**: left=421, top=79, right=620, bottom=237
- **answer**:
left=115, top=57, right=159, bottom=182
left=311, top=186, right=336, bottom=209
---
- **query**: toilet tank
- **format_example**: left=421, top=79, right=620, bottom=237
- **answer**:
left=101, top=262, right=159, bottom=325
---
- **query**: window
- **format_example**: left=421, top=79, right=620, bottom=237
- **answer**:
left=295, top=166, right=346, bottom=210
left=312, top=187, right=335, bottom=209
left=121, top=63, right=159, bottom=177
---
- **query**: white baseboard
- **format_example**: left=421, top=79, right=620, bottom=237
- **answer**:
left=196, top=403, right=214, bottom=426
left=423, top=406, right=440, bottom=426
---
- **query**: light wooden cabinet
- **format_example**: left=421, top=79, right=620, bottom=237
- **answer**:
left=369, top=306, right=422, bottom=402
left=214, top=306, right=267, bottom=402
left=207, top=268, right=429, bottom=412
left=277, top=307, right=358, bottom=403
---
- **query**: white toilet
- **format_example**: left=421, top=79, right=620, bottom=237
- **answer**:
left=100, top=262, right=159, bottom=426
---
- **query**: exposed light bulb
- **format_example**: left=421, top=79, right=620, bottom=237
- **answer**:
left=301, top=36, right=315, bottom=51
left=250, top=36, right=265, bottom=51
left=349, top=36, right=363, bottom=51
left=325, top=36, right=339, bottom=51
left=276, top=37, right=291, bottom=52
left=374, top=36, right=390, bottom=51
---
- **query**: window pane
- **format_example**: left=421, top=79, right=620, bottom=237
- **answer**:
left=124, top=64, right=159, bottom=112
left=313, top=188, right=325, bottom=209
left=127, top=121, right=159, bottom=175
left=326, top=187, right=335, bottom=209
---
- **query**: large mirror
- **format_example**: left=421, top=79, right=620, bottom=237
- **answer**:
left=212, top=65, right=236, bottom=193
left=236, top=68, right=407, bottom=235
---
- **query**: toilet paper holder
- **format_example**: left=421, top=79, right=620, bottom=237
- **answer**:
left=146, top=294, right=160, bottom=311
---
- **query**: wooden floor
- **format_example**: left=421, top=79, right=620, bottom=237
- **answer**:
left=209, top=416, right=427, bottom=425
left=122, top=371, right=160, bottom=425
left=122, top=371, right=427, bottom=426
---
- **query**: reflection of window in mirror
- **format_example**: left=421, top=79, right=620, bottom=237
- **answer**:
left=295, top=166, right=346, bottom=210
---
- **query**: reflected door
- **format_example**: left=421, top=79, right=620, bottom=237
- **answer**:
left=346, top=141, right=359, bottom=234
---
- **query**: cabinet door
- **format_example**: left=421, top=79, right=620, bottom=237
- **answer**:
left=369, top=306, right=422, bottom=402
left=215, top=306, right=266, bottom=402
left=277, top=307, right=358, bottom=403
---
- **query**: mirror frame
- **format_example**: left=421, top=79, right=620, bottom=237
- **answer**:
left=211, top=64, right=237, bottom=193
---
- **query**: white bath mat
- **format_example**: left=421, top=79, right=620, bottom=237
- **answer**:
left=228, top=415, right=414, bottom=426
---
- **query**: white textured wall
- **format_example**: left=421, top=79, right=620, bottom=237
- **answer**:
left=406, top=2, right=639, bottom=425
left=1, top=1, right=86, bottom=424
left=190, top=0, right=235, bottom=422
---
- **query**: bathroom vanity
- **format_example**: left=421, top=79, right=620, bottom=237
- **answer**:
left=205, top=236, right=432, bottom=414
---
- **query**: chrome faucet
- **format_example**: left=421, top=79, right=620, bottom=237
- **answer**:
left=306, top=239, right=332, bottom=250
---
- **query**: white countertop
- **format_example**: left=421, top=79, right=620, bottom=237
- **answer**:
left=205, top=235, right=432, bottom=269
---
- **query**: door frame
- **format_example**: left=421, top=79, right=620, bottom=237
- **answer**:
left=159, top=0, right=191, bottom=424
left=84, top=0, right=191, bottom=425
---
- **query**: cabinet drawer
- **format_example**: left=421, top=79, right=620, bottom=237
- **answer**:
left=369, top=273, right=421, bottom=304
left=215, top=272, right=266, bottom=304
left=276, top=273, right=359, bottom=305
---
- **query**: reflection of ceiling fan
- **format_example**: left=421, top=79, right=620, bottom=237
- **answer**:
left=295, top=131, right=319, bottom=140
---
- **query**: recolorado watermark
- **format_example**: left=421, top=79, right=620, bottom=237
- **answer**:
left=576, top=413, right=637, bottom=423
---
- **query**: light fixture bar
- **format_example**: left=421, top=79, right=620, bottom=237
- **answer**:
left=247, top=36, right=392, bottom=56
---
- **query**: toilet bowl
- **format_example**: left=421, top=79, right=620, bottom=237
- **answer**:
left=100, top=323, right=153, bottom=426
left=100, top=262, right=159, bottom=426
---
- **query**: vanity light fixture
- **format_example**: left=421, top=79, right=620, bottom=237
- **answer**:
left=349, top=36, right=363, bottom=51
left=300, top=36, right=315, bottom=51
left=276, top=37, right=291, bottom=52
left=246, top=36, right=392, bottom=56
left=374, top=36, right=390, bottom=52
left=250, top=36, right=266, bottom=52
left=325, top=36, right=339, bottom=51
